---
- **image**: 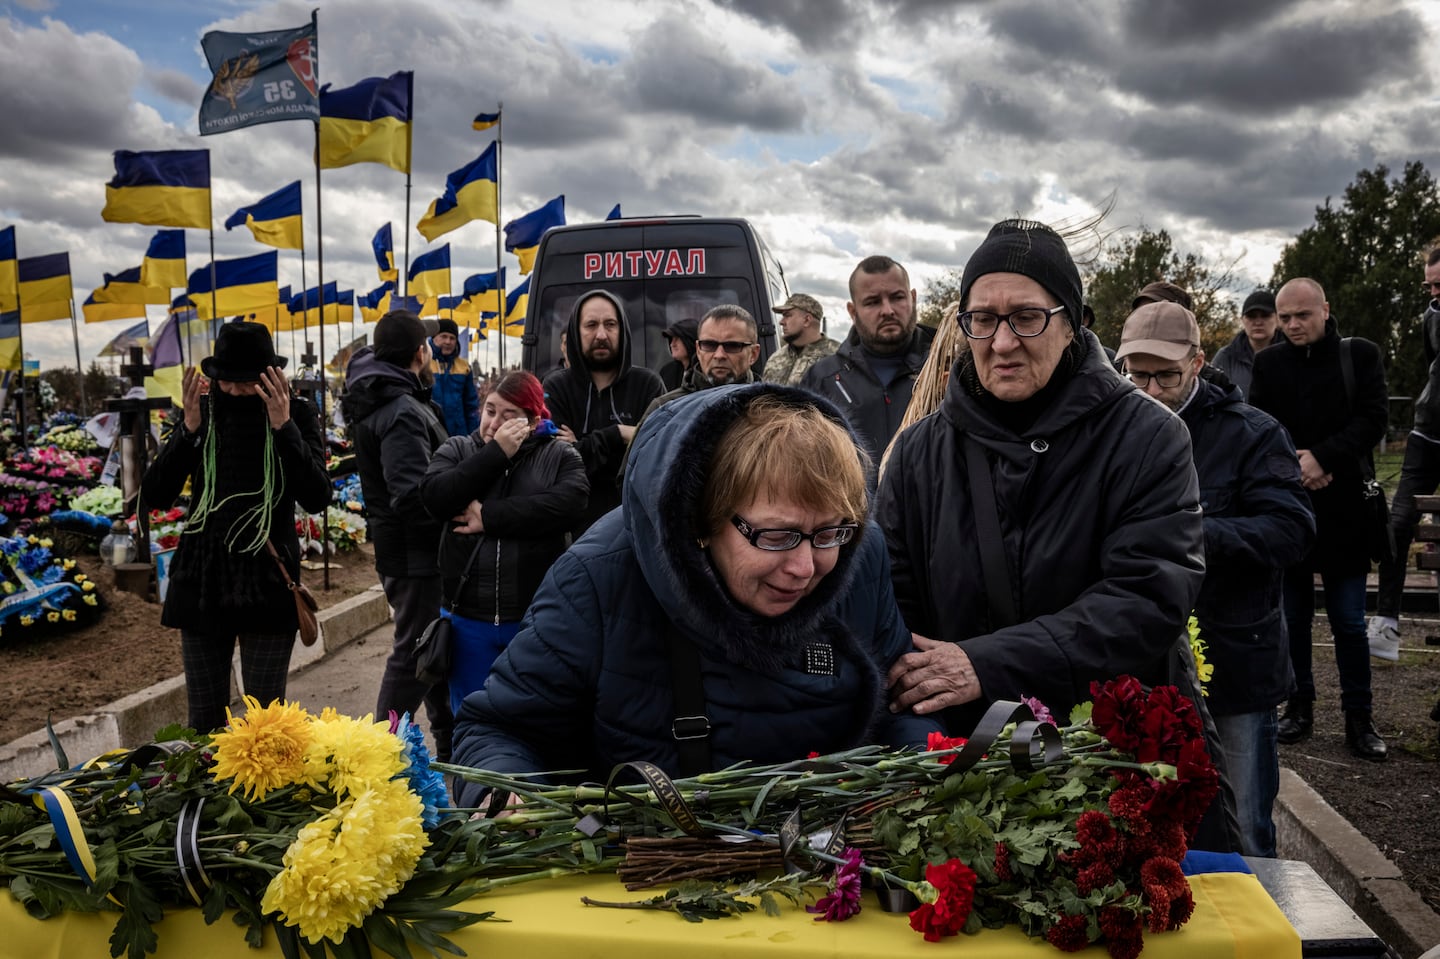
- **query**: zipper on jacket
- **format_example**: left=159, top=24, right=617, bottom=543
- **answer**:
left=494, top=465, right=510, bottom=626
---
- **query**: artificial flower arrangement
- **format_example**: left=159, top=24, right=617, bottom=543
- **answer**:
left=0, top=472, right=62, bottom=523
left=296, top=505, right=368, bottom=555
left=68, top=485, right=126, bottom=519
left=6, top=444, right=103, bottom=486
left=333, top=473, right=364, bottom=514
left=0, top=677, right=1218, bottom=959
left=0, top=533, right=103, bottom=639
left=38, top=422, right=102, bottom=455
left=139, top=507, right=187, bottom=551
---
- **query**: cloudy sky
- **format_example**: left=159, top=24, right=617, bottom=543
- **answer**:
left=2, top=0, right=1438, bottom=373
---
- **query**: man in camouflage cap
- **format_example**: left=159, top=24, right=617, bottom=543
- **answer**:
left=762, top=292, right=838, bottom=386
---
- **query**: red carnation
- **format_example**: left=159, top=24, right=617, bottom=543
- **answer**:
left=926, top=731, right=969, bottom=764
left=1090, top=675, right=1147, bottom=751
left=1045, top=913, right=1091, bottom=952
left=908, top=859, right=978, bottom=942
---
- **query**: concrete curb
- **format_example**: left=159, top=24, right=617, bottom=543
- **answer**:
left=1277, top=766, right=1440, bottom=958
left=0, top=585, right=391, bottom=784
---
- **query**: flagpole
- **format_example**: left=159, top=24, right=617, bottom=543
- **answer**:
left=493, top=103, right=504, bottom=370
left=12, top=247, right=27, bottom=449
left=298, top=247, right=308, bottom=368
left=68, top=300, right=87, bottom=414
left=313, top=116, right=330, bottom=592
left=204, top=149, right=216, bottom=370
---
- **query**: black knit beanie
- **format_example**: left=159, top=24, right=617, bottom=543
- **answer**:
left=958, top=219, right=1084, bottom=333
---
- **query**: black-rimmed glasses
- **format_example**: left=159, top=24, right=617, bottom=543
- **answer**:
left=1125, top=369, right=1184, bottom=388
left=957, top=305, right=1067, bottom=339
left=697, top=340, right=754, bottom=354
left=730, top=514, right=859, bottom=551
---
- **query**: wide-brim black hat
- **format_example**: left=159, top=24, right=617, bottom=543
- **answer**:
left=200, top=320, right=288, bottom=382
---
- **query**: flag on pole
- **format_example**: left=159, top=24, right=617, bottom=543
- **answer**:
left=93, top=266, right=170, bottom=305
left=416, top=143, right=498, bottom=241
left=607, top=204, right=622, bottom=220
left=102, top=150, right=211, bottom=229
left=186, top=250, right=279, bottom=320
left=358, top=281, right=393, bottom=323
left=0, top=311, right=19, bottom=372
left=503, top=275, right=529, bottom=337
left=319, top=71, right=413, bottom=173
left=18, top=252, right=73, bottom=323
left=0, top=226, right=16, bottom=312
left=224, top=180, right=303, bottom=250
left=97, top=318, right=151, bottom=357
left=503, top=195, right=565, bottom=275
left=140, top=230, right=186, bottom=289
left=472, top=110, right=500, bottom=131
left=461, top=268, right=505, bottom=314
left=288, top=282, right=342, bottom=326
left=144, top=309, right=184, bottom=404
left=82, top=293, right=148, bottom=324
left=198, top=19, right=319, bottom=135
left=248, top=285, right=292, bottom=330
left=372, top=223, right=398, bottom=282
left=407, top=245, right=451, bottom=298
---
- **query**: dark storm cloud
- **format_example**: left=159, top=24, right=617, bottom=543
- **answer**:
left=1112, top=9, right=1427, bottom=115
left=955, top=82, right=1050, bottom=139
left=144, top=67, right=204, bottom=106
left=716, top=0, right=991, bottom=46
left=1119, top=0, right=1297, bottom=42
left=624, top=16, right=805, bottom=131
left=1121, top=110, right=1267, bottom=164
left=983, top=1, right=1111, bottom=61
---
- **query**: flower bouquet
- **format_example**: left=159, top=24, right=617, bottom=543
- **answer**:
left=0, top=534, right=103, bottom=638
left=296, top=506, right=367, bottom=555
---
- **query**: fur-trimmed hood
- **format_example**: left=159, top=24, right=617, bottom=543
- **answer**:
left=621, top=382, right=870, bottom=673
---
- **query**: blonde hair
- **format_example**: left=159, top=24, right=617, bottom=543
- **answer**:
left=701, top=395, right=868, bottom=536
left=879, top=302, right=965, bottom=477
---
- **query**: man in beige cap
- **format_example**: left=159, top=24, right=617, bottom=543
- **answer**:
left=1118, top=300, right=1313, bottom=856
left=762, top=292, right=837, bottom=386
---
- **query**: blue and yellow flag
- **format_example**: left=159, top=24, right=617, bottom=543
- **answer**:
left=319, top=71, right=413, bottom=173
left=435, top=294, right=481, bottom=320
left=0, top=226, right=16, bottom=312
left=93, top=266, right=170, bottom=306
left=372, top=223, right=398, bottom=282
left=96, top=318, right=151, bottom=358
left=503, top=275, right=530, bottom=337
left=408, top=244, right=451, bottom=299
left=145, top=310, right=184, bottom=404
left=504, top=195, right=565, bottom=275
left=358, top=281, right=393, bottom=324
left=102, top=150, right=211, bottom=230
left=18, top=252, right=73, bottom=323
left=199, top=19, right=319, bottom=135
left=247, top=284, right=291, bottom=330
left=462, top=268, right=505, bottom=314
left=187, top=250, right=278, bottom=321
left=288, top=282, right=342, bottom=326
left=140, top=230, right=186, bottom=289
left=225, top=180, right=303, bottom=250
left=472, top=110, right=500, bottom=131
left=417, top=143, right=498, bottom=241
left=0, top=311, right=19, bottom=372
left=82, top=293, right=148, bottom=325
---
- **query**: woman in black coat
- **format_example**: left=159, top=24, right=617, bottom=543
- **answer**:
left=141, top=322, right=331, bottom=733
left=420, top=371, right=588, bottom=713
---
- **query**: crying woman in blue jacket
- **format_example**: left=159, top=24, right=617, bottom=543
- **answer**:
left=450, top=383, right=938, bottom=800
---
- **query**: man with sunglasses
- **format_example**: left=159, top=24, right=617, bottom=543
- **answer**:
left=1370, top=248, right=1440, bottom=662
left=1117, top=301, right=1313, bottom=856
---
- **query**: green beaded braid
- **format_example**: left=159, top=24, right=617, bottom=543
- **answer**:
left=183, top=390, right=286, bottom=554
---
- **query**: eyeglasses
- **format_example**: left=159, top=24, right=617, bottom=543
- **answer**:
left=697, top=340, right=754, bottom=354
left=957, top=305, right=1067, bottom=339
left=1125, top=369, right=1184, bottom=388
left=731, top=514, right=859, bottom=551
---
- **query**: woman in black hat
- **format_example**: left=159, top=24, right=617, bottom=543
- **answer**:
left=142, top=321, right=331, bottom=732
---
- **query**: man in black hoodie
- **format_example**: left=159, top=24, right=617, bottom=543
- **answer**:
left=341, top=310, right=453, bottom=760
left=543, top=289, right=664, bottom=534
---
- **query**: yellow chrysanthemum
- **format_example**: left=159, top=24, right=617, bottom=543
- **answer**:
left=75, top=574, right=88, bottom=583
left=61, top=609, right=76, bottom=621
left=210, top=696, right=314, bottom=801
left=261, top=779, right=428, bottom=944
left=62, top=559, right=76, bottom=571
left=19, top=615, right=33, bottom=626
left=83, top=595, right=97, bottom=605
left=45, top=611, right=59, bottom=623
left=304, top=712, right=404, bottom=798
left=81, top=581, right=95, bottom=592
left=39, top=537, right=53, bottom=548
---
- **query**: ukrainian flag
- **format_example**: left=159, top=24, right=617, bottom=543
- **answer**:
left=140, top=230, right=186, bottom=289
left=248, top=285, right=291, bottom=330
left=472, top=111, right=500, bottom=131
left=82, top=293, right=148, bottom=324
left=102, top=150, right=211, bottom=230
left=319, top=72, right=413, bottom=174
left=288, top=282, right=341, bottom=326
left=358, top=281, right=393, bottom=324
left=503, top=275, right=529, bottom=337
left=0, top=311, right=19, bottom=372
left=93, top=266, right=170, bottom=305
left=417, top=143, right=498, bottom=241
left=187, top=250, right=278, bottom=321
left=0, top=226, right=16, bottom=312
left=504, top=195, right=565, bottom=275
left=372, top=223, right=398, bottom=282
left=462, top=268, right=505, bottom=314
left=225, top=180, right=303, bottom=250
left=96, top=318, right=150, bottom=358
left=436, top=294, right=481, bottom=321
left=408, top=244, right=451, bottom=299
left=144, top=310, right=184, bottom=405
left=18, top=252, right=73, bottom=323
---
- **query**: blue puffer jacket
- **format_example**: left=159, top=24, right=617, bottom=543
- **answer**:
left=451, top=384, right=938, bottom=800
left=429, top=345, right=479, bottom=438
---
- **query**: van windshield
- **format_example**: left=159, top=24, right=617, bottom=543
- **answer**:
left=532, top=278, right=755, bottom=379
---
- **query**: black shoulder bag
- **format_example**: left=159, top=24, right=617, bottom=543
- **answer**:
left=414, top=536, right=488, bottom=685
left=1338, top=338, right=1396, bottom=566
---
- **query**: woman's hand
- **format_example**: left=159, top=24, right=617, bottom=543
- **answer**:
left=181, top=366, right=204, bottom=434
left=255, top=366, right=292, bottom=430
left=451, top=500, right=485, bottom=534
left=886, top=634, right=983, bottom=715
left=493, top=417, right=531, bottom=458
